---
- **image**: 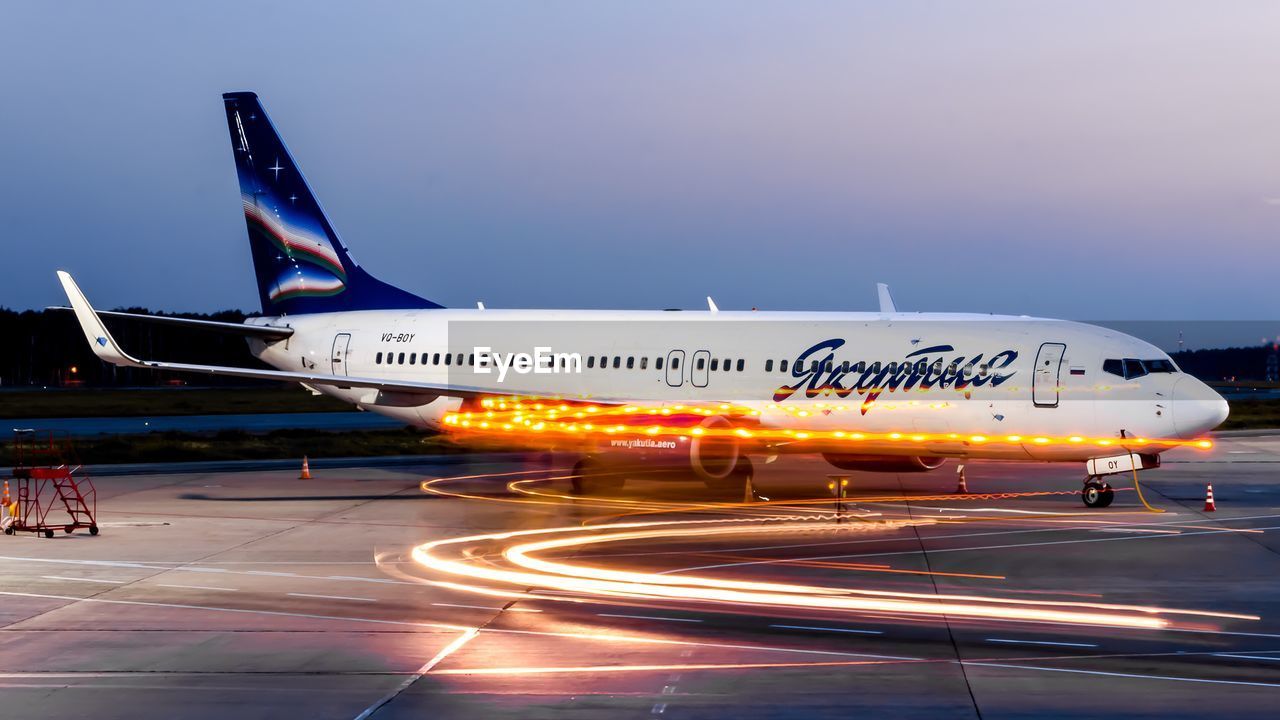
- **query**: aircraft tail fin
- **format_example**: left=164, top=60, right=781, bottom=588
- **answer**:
left=222, top=92, right=442, bottom=315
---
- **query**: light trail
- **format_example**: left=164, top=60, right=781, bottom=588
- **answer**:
left=439, top=396, right=1216, bottom=452
left=409, top=517, right=1256, bottom=630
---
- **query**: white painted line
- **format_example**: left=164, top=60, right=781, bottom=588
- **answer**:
left=287, top=592, right=376, bottom=602
left=182, top=567, right=228, bottom=574
left=967, top=661, right=1280, bottom=688
left=41, top=576, right=124, bottom=585
left=598, top=613, right=702, bottom=623
left=0, top=590, right=915, bottom=660
left=354, top=628, right=479, bottom=720
left=157, top=584, right=238, bottom=592
left=651, top=703, right=667, bottom=715
left=770, top=624, right=884, bottom=635
left=1216, top=653, right=1280, bottom=662
left=661, top=685, right=676, bottom=694
left=431, top=602, right=540, bottom=613
left=985, top=638, right=1098, bottom=648
left=246, top=570, right=296, bottom=577
left=1091, top=528, right=1181, bottom=535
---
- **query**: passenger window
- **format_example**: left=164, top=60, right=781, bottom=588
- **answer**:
left=640, top=357, right=648, bottom=370
left=588, top=356, right=595, bottom=369
left=736, top=359, right=744, bottom=372
left=409, top=353, right=416, bottom=365
left=656, top=357, right=664, bottom=370
left=671, top=357, right=680, bottom=369
left=627, top=357, right=635, bottom=369
left=887, top=362, right=898, bottom=374
left=444, top=353, right=452, bottom=366
left=398, top=353, right=405, bottom=364
left=722, top=359, right=730, bottom=372
left=856, top=361, right=867, bottom=373
left=711, top=358, right=719, bottom=371
left=766, top=359, right=774, bottom=372
left=432, top=353, right=440, bottom=365
left=811, top=360, right=819, bottom=372
left=870, top=362, right=881, bottom=374
left=780, top=359, right=789, bottom=372
left=696, top=357, right=705, bottom=370
left=376, top=352, right=383, bottom=364
left=612, top=357, right=621, bottom=369
left=468, top=354, right=475, bottom=366
left=421, top=353, right=428, bottom=364
left=979, top=363, right=988, bottom=378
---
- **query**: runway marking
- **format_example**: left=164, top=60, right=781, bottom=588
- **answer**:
left=769, top=624, right=884, bottom=636
left=156, top=584, right=238, bottom=592
left=0, top=590, right=913, bottom=661
left=40, top=576, right=124, bottom=585
left=651, top=702, right=667, bottom=714
left=354, top=628, right=479, bottom=720
left=182, top=567, right=229, bottom=574
left=598, top=613, right=702, bottom=623
left=1216, top=653, right=1280, bottom=662
left=0, top=591, right=469, bottom=632
left=432, top=602, right=541, bottom=613
left=245, top=570, right=297, bottom=577
left=678, top=522, right=1280, bottom=571
left=619, top=510, right=1280, bottom=564
left=966, top=661, right=1280, bottom=689
left=287, top=592, right=376, bottom=602
left=1091, top=528, right=1181, bottom=535
left=985, top=638, right=1098, bottom=648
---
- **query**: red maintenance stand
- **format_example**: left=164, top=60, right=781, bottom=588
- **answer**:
left=5, top=430, right=98, bottom=538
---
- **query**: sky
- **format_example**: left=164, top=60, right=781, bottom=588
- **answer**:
left=3, top=1, right=1280, bottom=329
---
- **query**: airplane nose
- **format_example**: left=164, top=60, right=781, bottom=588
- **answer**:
left=1170, top=376, right=1230, bottom=438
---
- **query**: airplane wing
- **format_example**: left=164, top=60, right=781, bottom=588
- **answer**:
left=56, top=271, right=514, bottom=400
left=47, top=306, right=294, bottom=340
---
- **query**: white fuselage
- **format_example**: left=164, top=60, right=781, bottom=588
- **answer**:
left=248, top=308, right=1228, bottom=463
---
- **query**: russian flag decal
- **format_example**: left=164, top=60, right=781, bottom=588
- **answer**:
left=1070, top=366, right=1086, bottom=376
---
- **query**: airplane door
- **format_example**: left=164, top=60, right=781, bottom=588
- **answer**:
left=331, top=333, right=352, bottom=376
left=665, top=350, right=685, bottom=387
left=691, top=350, right=710, bottom=388
left=1033, top=342, right=1066, bottom=407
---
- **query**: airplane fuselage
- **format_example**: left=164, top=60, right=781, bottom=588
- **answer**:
left=249, top=308, right=1228, bottom=464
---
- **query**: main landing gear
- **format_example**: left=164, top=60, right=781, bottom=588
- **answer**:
left=1081, top=477, right=1115, bottom=508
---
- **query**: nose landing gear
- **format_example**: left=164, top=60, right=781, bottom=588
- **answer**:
left=1082, top=477, right=1115, bottom=508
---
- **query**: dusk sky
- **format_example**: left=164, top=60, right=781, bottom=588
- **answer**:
left=4, top=2, right=1280, bottom=322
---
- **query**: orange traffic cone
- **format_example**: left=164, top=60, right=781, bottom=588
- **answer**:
left=2, top=480, right=9, bottom=506
left=1204, top=484, right=1216, bottom=512
left=299, top=456, right=312, bottom=480
left=955, top=464, right=968, bottom=494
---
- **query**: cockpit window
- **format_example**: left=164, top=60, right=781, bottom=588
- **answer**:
left=1103, top=357, right=1178, bottom=380
left=1123, top=358, right=1147, bottom=379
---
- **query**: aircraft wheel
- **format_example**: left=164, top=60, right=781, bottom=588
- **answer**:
left=1082, top=479, right=1113, bottom=508
left=89, top=525, right=99, bottom=536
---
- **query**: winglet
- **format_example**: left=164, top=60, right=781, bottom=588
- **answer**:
left=877, top=283, right=897, bottom=314
left=56, top=271, right=143, bottom=367
left=707, top=296, right=719, bottom=313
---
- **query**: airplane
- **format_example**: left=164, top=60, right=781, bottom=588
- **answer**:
left=57, top=91, right=1229, bottom=508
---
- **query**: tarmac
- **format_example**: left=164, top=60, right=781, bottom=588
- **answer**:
left=3, top=435, right=1280, bottom=719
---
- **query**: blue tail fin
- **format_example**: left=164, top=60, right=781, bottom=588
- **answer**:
left=222, top=92, right=442, bottom=315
